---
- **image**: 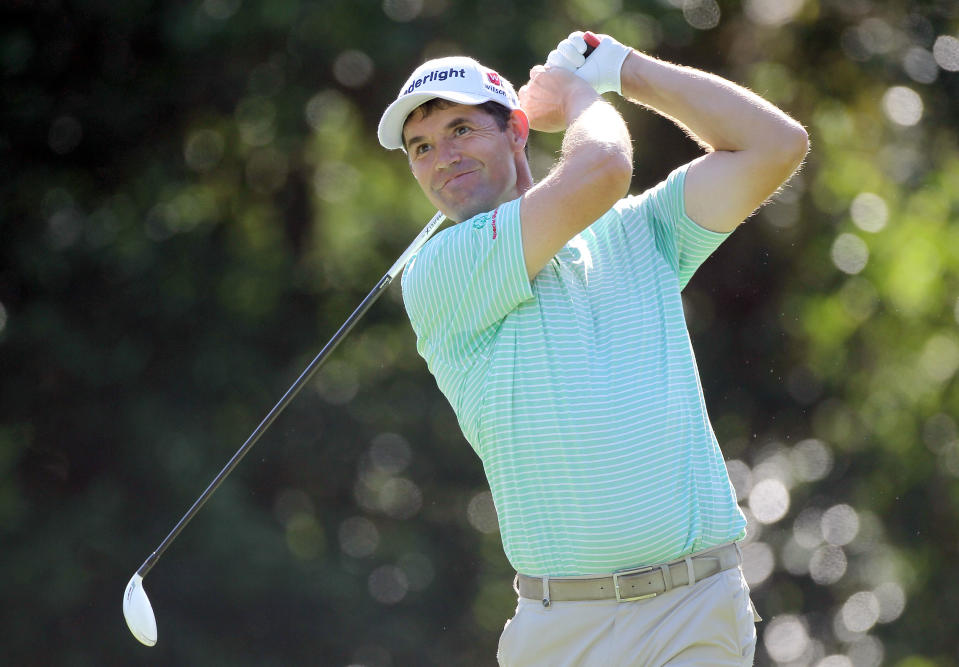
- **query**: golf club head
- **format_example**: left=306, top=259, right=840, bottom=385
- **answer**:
left=123, top=573, right=157, bottom=646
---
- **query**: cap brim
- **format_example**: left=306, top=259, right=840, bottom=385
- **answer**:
left=377, top=91, right=494, bottom=150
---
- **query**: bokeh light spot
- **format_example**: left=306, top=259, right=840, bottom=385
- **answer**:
left=849, top=193, right=888, bottom=233
left=47, top=207, right=83, bottom=249
left=682, top=0, right=720, bottom=30
left=882, top=86, right=923, bottom=126
left=782, top=537, right=811, bottom=575
left=285, top=512, right=325, bottom=560
left=378, top=477, right=422, bottom=519
left=848, top=635, right=885, bottom=667
left=339, top=516, right=380, bottom=558
left=793, top=507, right=823, bottom=548
left=816, top=656, right=853, bottom=667
left=903, top=47, right=938, bottom=84
left=821, top=504, right=859, bottom=546
left=830, top=233, right=869, bottom=274
left=839, top=277, right=878, bottom=323
left=725, top=459, right=752, bottom=501
left=810, top=545, right=847, bottom=584
left=748, top=478, right=790, bottom=524
left=370, top=432, right=412, bottom=474
left=333, top=50, right=374, bottom=88
left=368, top=565, right=408, bottom=604
left=466, top=490, right=499, bottom=533
left=763, top=614, right=809, bottom=662
left=305, top=89, right=352, bottom=132
left=382, top=0, right=423, bottom=22
left=752, top=446, right=795, bottom=489
left=314, top=162, right=361, bottom=203
left=184, top=129, right=225, bottom=172
left=933, top=35, right=959, bottom=71
left=854, top=18, right=897, bottom=55
left=919, top=334, right=959, bottom=382
left=841, top=591, right=880, bottom=633
left=743, top=0, right=805, bottom=27
left=874, top=581, right=906, bottom=622
left=741, top=541, right=775, bottom=586
left=314, top=360, right=360, bottom=405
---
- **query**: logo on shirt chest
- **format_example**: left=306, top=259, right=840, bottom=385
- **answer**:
left=470, top=209, right=498, bottom=239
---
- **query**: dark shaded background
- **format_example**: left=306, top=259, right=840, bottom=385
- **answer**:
left=3, top=0, right=959, bottom=665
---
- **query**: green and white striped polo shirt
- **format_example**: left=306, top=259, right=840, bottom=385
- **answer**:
left=402, top=164, right=746, bottom=576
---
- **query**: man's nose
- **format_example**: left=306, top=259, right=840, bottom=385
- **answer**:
left=434, top=139, right=461, bottom=169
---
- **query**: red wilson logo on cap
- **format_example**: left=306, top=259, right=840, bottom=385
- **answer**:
left=486, top=72, right=502, bottom=86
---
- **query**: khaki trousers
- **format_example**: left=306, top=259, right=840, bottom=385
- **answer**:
left=497, top=567, right=760, bottom=666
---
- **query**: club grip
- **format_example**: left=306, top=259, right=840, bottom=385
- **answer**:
left=583, top=31, right=600, bottom=58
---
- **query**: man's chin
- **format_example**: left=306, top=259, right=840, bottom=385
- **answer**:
left=444, top=201, right=493, bottom=224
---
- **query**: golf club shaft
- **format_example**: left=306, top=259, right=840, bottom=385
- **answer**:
left=136, top=210, right=446, bottom=579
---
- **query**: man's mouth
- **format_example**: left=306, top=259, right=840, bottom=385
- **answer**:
left=439, top=169, right=477, bottom=191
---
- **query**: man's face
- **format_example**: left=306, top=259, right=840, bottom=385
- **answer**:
left=403, top=102, right=525, bottom=223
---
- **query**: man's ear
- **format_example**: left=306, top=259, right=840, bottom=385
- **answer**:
left=508, top=109, right=530, bottom=152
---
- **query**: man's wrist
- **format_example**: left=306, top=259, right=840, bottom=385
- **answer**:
left=618, top=50, right=651, bottom=102
left=562, top=85, right=602, bottom=126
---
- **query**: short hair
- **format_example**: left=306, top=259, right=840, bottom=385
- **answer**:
left=405, top=99, right=528, bottom=157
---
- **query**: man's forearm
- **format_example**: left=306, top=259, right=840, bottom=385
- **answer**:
left=620, top=51, right=806, bottom=155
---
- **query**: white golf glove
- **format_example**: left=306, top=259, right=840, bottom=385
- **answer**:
left=545, top=31, right=632, bottom=95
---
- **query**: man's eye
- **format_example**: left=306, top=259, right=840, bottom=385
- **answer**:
left=454, top=126, right=470, bottom=136
left=414, top=144, right=431, bottom=156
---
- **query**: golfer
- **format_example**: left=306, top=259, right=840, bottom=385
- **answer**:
left=377, top=31, right=807, bottom=666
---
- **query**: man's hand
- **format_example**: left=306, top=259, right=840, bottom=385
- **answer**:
left=545, top=31, right=632, bottom=95
left=518, top=65, right=599, bottom=133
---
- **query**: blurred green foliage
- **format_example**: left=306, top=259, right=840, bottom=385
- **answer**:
left=2, top=0, right=958, bottom=665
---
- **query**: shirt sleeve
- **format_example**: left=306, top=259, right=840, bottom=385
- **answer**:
left=401, top=198, right=533, bottom=372
left=617, top=163, right=733, bottom=290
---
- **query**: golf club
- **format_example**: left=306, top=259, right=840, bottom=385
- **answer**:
left=123, top=209, right=446, bottom=646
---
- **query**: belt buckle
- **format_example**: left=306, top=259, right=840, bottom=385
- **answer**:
left=612, top=565, right=658, bottom=602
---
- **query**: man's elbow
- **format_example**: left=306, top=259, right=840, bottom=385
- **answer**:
left=777, top=122, right=810, bottom=172
left=752, top=122, right=808, bottom=189
left=592, top=144, right=634, bottom=202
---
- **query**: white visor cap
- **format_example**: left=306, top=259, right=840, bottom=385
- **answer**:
left=377, top=56, right=523, bottom=150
